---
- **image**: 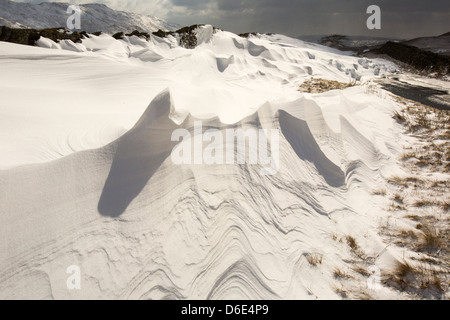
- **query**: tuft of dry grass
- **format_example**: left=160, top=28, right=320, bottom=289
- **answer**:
left=401, top=152, right=416, bottom=161
left=415, top=256, right=440, bottom=265
left=345, top=235, right=367, bottom=258
left=306, top=253, right=323, bottom=266
left=299, top=78, right=356, bottom=93
left=333, top=283, right=348, bottom=298
left=430, top=180, right=448, bottom=188
left=393, top=111, right=406, bottom=123
left=392, top=194, right=404, bottom=204
left=388, top=261, right=416, bottom=287
left=333, top=267, right=353, bottom=280
left=388, top=176, right=408, bottom=187
left=356, top=290, right=374, bottom=300
left=415, top=160, right=429, bottom=167
left=388, top=204, right=407, bottom=211
left=352, top=265, right=370, bottom=277
left=372, top=189, right=387, bottom=196
left=384, top=260, right=447, bottom=298
left=417, top=226, right=444, bottom=253
left=346, top=235, right=359, bottom=252
left=393, top=229, right=419, bottom=248
left=398, top=229, right=418, bottom=240
left=405, top=177, right=424, bottom=184
left=405, top=214, right=421, bottom=222
left=411, top=113, right=432, bottom=131
left=413, top=199, right=437, bottom=208
left=330, top=232, right=343, bottom=243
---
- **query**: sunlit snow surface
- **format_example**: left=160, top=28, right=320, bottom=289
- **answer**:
left=0, top=26, right=417, bottom=299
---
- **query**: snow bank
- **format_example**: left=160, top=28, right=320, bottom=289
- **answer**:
left=0, top=27, right=411, bottom=299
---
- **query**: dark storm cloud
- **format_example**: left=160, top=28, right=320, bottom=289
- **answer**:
left=13, top=0, right=450, bottom=38
left=166, top=0, right=450, bottom=38
left=171, top=0, right=210, bottom=10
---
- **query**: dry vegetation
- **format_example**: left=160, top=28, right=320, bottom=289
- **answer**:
left=383, top=260, right=447, bottom=299
left=346, top=235, right=359, bottom=252
left=333, top=267, right=353, bottom=280
left=322, top=88, right=448, bottom=299
left=372, top=189, right=387, bottom=196
left=299, top=78, right=356, bottom=93
left=329, top=232, right=380, bottom=299
left=392, top=98, right=450, bottom=173
left=306, top=253, right=323, bottom=266
left=376, top=94, right=450, bottom=299
left=333, top=283, right=349, bottom=298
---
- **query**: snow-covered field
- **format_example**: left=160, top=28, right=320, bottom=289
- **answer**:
left=0, top=25, right=448, bottom=299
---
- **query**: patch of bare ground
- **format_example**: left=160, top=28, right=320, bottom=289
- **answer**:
left=299, top=78, right=356, bottom=93
left=378, top=94, right=450, bottom=299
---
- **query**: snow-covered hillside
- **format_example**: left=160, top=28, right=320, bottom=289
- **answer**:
left=0, top=25, right=448, bottom=300
left=0, top=16, right=27, bottom=28
left=0, top=0, right=179, bottom=32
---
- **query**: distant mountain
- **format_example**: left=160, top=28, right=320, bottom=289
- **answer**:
left=0, top=0, right=179, bottom=33
left=297, top=34, right=401, bottom=55
left=301, top=32, right=450, bottom=59
left=297, top=35, right=400, bottom=47
left=402, top=32, right=450, bottom=57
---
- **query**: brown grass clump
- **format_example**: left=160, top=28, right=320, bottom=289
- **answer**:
left=372, top=189, right=387, bottom=196
left=383, top=260, right=447, bottom=299
left=333, top=283, right=348, bottom=298
left=345, top=235, right=367, bottom=258
left=416, top=226, right=444, bottom=253
left=413, top=199, right=438, bottom=208
left=333, top=267, right=353, bottom=280
left=352, top=265, right=370, bottom=277
left=393, top=111, right=406, bottom=123
left=299, top=78, right=356, bottom=93
left=392, top=194, right=404, bottom=204
left=346, top=235, right=358, bottom=252
left=306, top=253, right=323, bottom=266
left=388, top=176, right=408, bottom=187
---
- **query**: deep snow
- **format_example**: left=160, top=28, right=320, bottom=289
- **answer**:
left=0, top=25, right=448, bottom=299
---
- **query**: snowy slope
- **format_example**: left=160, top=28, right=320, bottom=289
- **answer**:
left=0, top=26, right=445, bottom=299
left=0, top=16, right=27, bottom=28
left=0, top=0, right=179, bottom=32
left=0, top=27, right=396, bottom=169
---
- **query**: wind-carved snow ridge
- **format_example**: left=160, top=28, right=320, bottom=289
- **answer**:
left=0, top=26, right=408, bottom=299
left=0, top=86, right=400, bottom=299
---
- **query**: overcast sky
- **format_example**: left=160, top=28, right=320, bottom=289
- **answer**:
left=16, top=0, right=450, bottom=39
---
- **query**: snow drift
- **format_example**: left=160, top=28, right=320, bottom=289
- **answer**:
left=0, top=25, right=413, bottom=299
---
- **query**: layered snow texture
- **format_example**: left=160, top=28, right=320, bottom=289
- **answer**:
left=0, top=26, right=404, bottom=299
left=0, top=0, right=179, bottom=33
